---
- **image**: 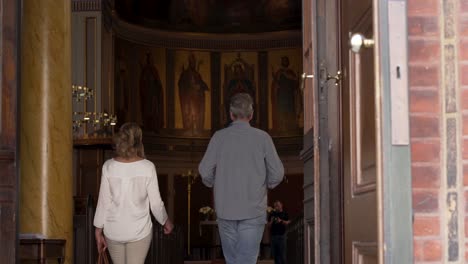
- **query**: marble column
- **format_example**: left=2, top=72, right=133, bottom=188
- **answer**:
left=20, top=1, right=73, bottom=263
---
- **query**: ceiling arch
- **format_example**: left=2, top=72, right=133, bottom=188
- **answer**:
left=115, top=0, right=301, bottom=33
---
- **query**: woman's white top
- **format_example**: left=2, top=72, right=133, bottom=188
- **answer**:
left=93, top=158, right=168, bottom=242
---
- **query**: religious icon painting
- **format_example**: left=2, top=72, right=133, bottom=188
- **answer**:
left=174, top=50, right=212, bottom=133
left=268, top=48, right=303, bottom=135
left=114, top=38, right=167, bottom=134
left=220, top=52, right=259, bottom=127
left=114, top=39, right=134, bottom=126
left=136, top=47, right=166, bottom=133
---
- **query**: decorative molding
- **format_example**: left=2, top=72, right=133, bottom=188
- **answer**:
left=349, top=11, right=376, bottom=196
left=0, top=150, right=14, bottom=161
left=210, top=52, right=221, bottom=132
left=352, top=242, right=377, bottom=263
left=258, top=52, right=268, bottom=131
left=166, top=49, right=175, bottom=129
left=73, top=137, right=112, bottom=146
left=0, top=7, right=2, bottom=135
left=146, top=151, right=303, bottom=175
left=300, top=129, right=314, bottom=162
left=142, top=134, right=302, bottom=153
left=72, top=0, right=102, bottom=12
left=108, top=14, right=302, bottom=51
left=102, top=0, right=114, bottom=31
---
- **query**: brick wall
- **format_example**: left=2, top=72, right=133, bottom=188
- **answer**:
left=461, top=1, right=468, bottom=263
left=408, top=0, right=467, bottom=262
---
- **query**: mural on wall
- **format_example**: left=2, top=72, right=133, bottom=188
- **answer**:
left=268, top=49, right=303, bottom=134
left=140, top=53, right=165, bottom=132
left=221, top=52, right=258, bottom=126
left=113, top=38, right=302, bottom=136
left=114, top=38, right=166, bottom=133
left=174, top=50, right=211, bottom=131
left=115, top=46, right=131, bottom=124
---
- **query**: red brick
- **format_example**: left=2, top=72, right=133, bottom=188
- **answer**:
left=409, top=65, right=439, bottom=86
left=460, top=16, right=468, bottom=37
left=423, top=240, right=442, bottom=261
left=465, top=217, right=468, bottom=237
left=408, top=0, right=439, bottom=16
left=465, top=243, right=468, bottom=262
left=410, top=116, right=440, bottom=138
left=460, top=40, right=468, bottom=61
left=413, top=190, right=439, bottom=213
left=409, top=90, right=440, bottom=114
left=464, top=191, right=468, bottom=212
left=464, top=164, right=468, bottom=186
left=414, top=240, right=423, bottom=261
left=462, top=89, right=468, bottom=109
left=413, top=216, right=440, bottom=236
left=409, top=40, right=440, bottom=63
left=461, top=66, right=468, bottom=86
left=408, top=16, right=439, bottom=37
left=462, top=1, right=468, bottom=14
left=411, top=140, right=440, bottom=163
left=463, top=115, right=468, bottom=136
left=464, top=139, right=468, bottom=160
left=412, top=165, right=440, bottom=188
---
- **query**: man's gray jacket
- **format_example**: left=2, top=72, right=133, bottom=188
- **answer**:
left=198, top=120, right=284, bottom=220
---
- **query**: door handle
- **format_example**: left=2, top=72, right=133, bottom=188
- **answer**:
left=350, top=33, right=375, bottom=53
left=301, top=72, right=314, bottom=90
left=326, top=71, right=342, bottom=86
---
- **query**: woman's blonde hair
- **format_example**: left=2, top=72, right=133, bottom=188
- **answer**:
left=113, top=122, right=145, bottom=158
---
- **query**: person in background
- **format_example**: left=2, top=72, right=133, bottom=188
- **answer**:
left=268, top=200, right=290, bottom=264
left=199, top=93, right=284, bottom=264
left=94, top=122, right=174, bottom=264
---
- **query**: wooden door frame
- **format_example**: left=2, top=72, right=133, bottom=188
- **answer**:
left=309, top=0, right=414, bottom=262
left=372, top=0, right=413, bottom=263
left=310, top=0, right=343, bottom=262
left=0, top=0, right=21, bottom=262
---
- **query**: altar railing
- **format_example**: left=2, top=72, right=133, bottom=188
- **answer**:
left=286, top=214, right=304, bottom=264
left=73, top=195, right=184, bottom=264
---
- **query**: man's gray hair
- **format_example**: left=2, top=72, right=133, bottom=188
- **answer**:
left=230, top=93, right=254, bottom=119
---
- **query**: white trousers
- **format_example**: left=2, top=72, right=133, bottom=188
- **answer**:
left=105, top=232, right=152, bottom=264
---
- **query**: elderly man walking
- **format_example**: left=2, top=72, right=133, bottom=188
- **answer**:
left=199, top=93, right=284, bottom=264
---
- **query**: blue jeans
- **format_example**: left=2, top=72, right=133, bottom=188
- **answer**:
left=271, top=235, right=286, bottom=264
left=217, top=214, right=266, bottom=264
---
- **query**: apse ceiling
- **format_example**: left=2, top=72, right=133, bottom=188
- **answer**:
left=115, top=0, right=301, bottom=33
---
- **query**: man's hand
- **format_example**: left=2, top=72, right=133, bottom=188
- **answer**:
left=95, top=228, right=107, bottom=253
left=164, top=219, right=174, bottom=235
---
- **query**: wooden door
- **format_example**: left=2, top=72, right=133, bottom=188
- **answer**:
left=303, top=0, right=343, bottom=262
left=0, top=0, right=20, bottom=263
left=302, top=0, right=345, bottom=262
left=301, top=0, right=316, bottom=262
left=341, top=0, right=378, bottom=263
left=304, top=0, right=380, bottom=262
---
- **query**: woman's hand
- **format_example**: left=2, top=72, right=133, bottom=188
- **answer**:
left=164, top=219, right=174, bottom=235
left=95, top=228, right=107, bottom=253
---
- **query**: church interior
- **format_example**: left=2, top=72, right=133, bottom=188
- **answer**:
left=6, top=0, right=452, bottom=263
left=4, top=0, right=306, bottom=263
left=75, top=0, right=305, bottom=262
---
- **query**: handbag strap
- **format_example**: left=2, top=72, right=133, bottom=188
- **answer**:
left=97, top=250, right=109, bottom=264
